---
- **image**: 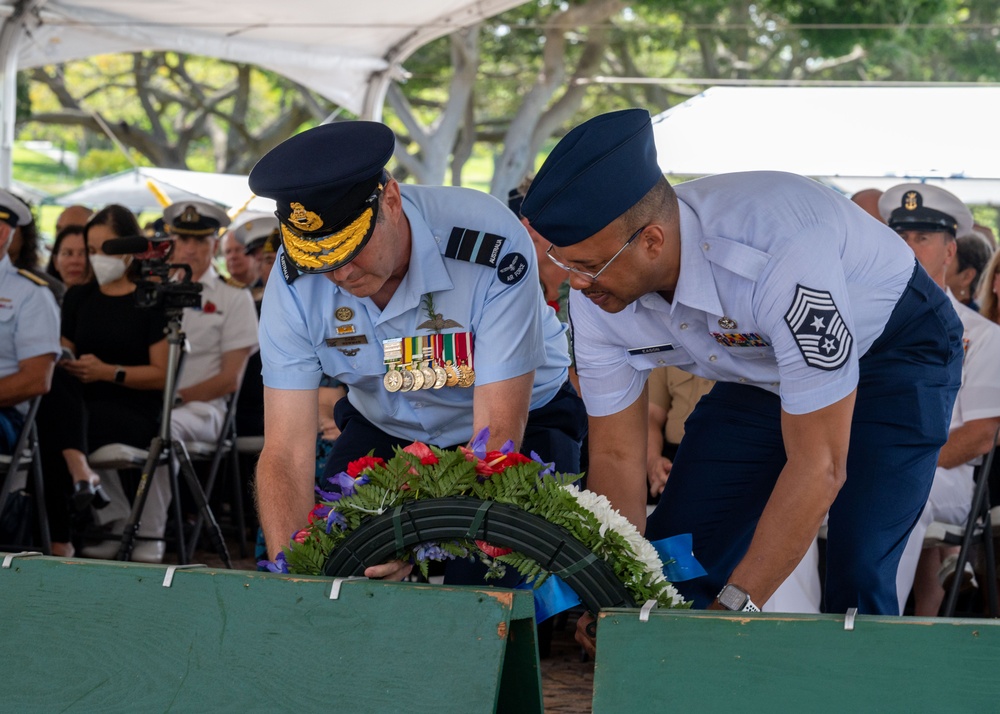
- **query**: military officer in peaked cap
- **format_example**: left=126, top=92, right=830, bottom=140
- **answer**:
left=876, top=184, right=1000, bottom=615
left=521, top=108, right=963, bottom=632
left=249, top=121, right=585, bottom=574
left=0, top=187, right=59, bottom=452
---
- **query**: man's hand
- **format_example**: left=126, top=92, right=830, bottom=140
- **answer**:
left=364, top=560, right=413, bottom=581
left=575, top=612, right=597, bottom=659
left=646, top=455, right=672, bottom=498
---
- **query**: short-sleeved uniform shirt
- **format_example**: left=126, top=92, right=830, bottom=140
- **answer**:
left=178, top=265, right=259, bottom=411
left=0, top=254, right=60, bottom=415
left=571, top=172, right=916, bottom=418
left=259, top=184, right=570, bottom=447
left=938, top=292, right=1000, bottom=486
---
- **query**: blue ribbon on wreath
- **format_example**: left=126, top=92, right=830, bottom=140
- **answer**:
left=517, top=574, right=580, bottom=623
left=649, top=533, right=707, bottom=582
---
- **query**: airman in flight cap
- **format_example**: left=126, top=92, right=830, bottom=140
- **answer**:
left=521, top=109, right=962, bottom=644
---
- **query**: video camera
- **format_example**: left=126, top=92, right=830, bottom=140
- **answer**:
left=103, top=235, right=203, bottom=312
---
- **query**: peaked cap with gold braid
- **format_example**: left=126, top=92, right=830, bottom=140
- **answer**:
left=248, top=121, right=395, bottom=274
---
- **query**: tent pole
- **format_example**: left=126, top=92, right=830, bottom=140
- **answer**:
left=0, top=1, right=40, bottom=189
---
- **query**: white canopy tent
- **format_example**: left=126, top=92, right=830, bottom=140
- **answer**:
left=45, top=167, right=275, bottom=214
left=651, top=86, right=1000, bottom=205
left=0, top=0, right=527, bottom=185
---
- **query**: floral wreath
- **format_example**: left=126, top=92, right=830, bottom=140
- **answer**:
left=263, top=429, right=686, bottom=614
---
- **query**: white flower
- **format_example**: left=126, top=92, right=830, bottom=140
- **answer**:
left=563, top=484, right=683, bottom=606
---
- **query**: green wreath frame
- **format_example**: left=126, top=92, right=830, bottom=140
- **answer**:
left=322, top=496, right=635, bottom=614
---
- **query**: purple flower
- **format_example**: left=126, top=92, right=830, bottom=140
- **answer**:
left=315, top=485, right=341, bottom=502
left=326, top=509, right=347, bottom=533
left=327, top=471, right=370, bottom=496
left=258, top=552, right=289, bottom=574
left=499, top=439, right=515, bottom=454
left=414, top=542, right=468, bottom=562
left=469, top=427, right=490, bottom=459
left=530, top=451, right=555, bottom=477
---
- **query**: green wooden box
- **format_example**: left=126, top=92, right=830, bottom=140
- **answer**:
left=1, top=553, right=541, bottom=713
left=593, top=608, right=1000, bottom=713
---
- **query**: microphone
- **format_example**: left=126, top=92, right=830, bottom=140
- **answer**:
left=102, top=235, right=173, bottom=261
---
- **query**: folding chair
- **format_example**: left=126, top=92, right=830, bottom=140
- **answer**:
left=922, top=439, right=1000, bottom=618
left=186, top=386, right=247, bottom=557
left=0, top=396, right=51, bottom=554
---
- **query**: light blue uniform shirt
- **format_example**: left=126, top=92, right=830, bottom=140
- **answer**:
left=0, top=254, right=61, bottom=414
left=572, top=171, right=915, bottom=417
left=260, top=184, right=569, bottom=445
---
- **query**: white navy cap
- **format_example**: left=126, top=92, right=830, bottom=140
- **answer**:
left=878, top=184, right=973, bottom=238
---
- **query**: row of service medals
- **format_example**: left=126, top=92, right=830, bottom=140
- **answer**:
left=382, top=333, right=475, bottom=393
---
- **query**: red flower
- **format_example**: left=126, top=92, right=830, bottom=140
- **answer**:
left=292, top=528, right=310, bottom=544
left=403, top=441, right=439, bottom=465
left=471, top=450, right=534, bottom=477
left=346, top=455, right=385, bottom=478
left=475, top=540, right=513, bottom=558
left=203, top=300, right=217, bottom=314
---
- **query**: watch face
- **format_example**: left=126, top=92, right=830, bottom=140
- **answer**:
left=718, top=584, right=748, bottom=611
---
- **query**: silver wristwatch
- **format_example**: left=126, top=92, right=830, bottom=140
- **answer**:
left=717, top=584, right=760, bottom=612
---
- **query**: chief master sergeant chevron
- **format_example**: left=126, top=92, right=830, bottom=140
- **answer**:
left=249, top=121, right=585, bottom=573
left=521, top=108, right=963, bottom=624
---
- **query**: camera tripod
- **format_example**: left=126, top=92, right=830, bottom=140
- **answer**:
left=115, top=306, right=232, bottom=568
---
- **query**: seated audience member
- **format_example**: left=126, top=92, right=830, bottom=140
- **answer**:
left=255, top=227, right=280, bottom=287
left=646, top=366, right=714, bottom=501
left=236, top=215, right=278, bottom=305
left=221, top=212, right=265, bottom=289
left=8, top=202, right=66, bottom=304
left=875, top=186, right=1000, bottom=616
left=37, top=205, right=169, bottom=559
left=946, top=231, right=994, bottom=311
left=46, top=224, right=92, bottom=288
left=0, top=189, right=59, bottom=454
left=85, top=201, right=259, bottom=563
left=850, top=188, right=884, bottom=222
left=55, top=204, right=93, bottom=235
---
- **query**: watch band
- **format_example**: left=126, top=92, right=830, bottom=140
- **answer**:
left=113, top=366, right=126, bottom=384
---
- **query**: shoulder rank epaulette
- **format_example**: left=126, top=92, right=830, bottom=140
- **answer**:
left=444, top=227, right=506, bottom=268
left=220, top=274, right=246, bottom=289
left=16, top=268, right=48, bottom=287
left=279, top=252, right=301, bottom=285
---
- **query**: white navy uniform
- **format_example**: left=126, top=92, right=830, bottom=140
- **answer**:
left=174, top=265, right=259, bottom=441
left=572, top=172, right=915, bottom=417
left=895, top=291, right=1000, bottom=611
left=100, top=266, right=259, bottom=540
left=0, top=254, right=60, bottom=415
left=259, top=184, right=570, bottom=447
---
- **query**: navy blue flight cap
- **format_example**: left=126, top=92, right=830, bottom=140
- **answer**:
left=521, top=108, right=662, bottom=247
left=248, top=121, right=394, bottom=273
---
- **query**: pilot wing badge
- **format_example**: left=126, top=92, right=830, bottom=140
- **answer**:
left=784, top=285, right=853, bottom=371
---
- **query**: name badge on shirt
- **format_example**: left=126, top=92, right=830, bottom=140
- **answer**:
left=627, top=344, right=674, bottom=356
left=325, top=335, right=369, bottom=348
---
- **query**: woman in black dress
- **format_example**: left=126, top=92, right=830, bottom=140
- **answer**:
left=37, top=205, right=168, bottom=557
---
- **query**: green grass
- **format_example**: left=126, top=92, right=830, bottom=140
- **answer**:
left=12, top=145, right=80, bottom=196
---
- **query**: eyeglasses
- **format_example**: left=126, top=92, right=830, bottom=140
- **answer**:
left=546, top=224, right=647, bottom=282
